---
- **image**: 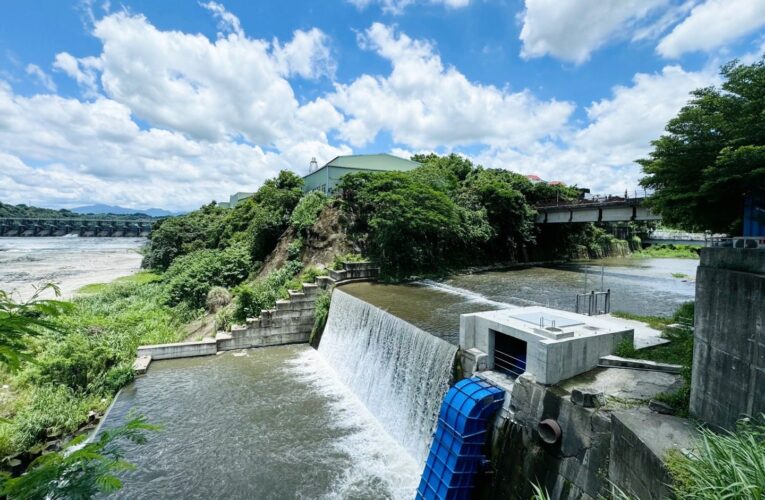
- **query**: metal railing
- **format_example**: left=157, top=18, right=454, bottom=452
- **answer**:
left=536, top=188, right=655, bottom=209
left=493, top=350, right=526, bottom=378
left=575, top=290, right=611, bottom=316
left=706, top=236, right=765, bottom=249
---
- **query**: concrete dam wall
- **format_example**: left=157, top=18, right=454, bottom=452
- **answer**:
left=319, top=289, right=458, bottom=463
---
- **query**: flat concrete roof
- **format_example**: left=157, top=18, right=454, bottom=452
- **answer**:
left=468, top=306, right=632, bottom=343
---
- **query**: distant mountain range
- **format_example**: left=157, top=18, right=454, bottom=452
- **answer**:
left=72, top=204, right=183, bottom=217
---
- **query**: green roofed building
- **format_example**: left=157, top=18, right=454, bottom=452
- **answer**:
left=302, top=153, right=420, bottom=194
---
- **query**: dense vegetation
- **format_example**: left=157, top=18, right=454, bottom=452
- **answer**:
left=0, top=202, right=156, bottom=220
left=0, top=274, right=192, bottom=462
left=666, top=416, right=765, bottom=500
left=633, top=244, right=699, bottom=259
left=640, top=56, right=765, bottom=234
left=0, top=203, right=79, bottom=219
left=338, top=154, right=581, bottom=277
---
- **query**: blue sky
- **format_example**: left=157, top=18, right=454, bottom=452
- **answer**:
left=1, top=0, right=764, bottom=210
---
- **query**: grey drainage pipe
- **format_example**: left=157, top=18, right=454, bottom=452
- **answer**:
left=537, top=419, right=562, bottom=444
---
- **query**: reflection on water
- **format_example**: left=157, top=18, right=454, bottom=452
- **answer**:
left=341, top=258, right=697, bottom=343
left=102, top=346, right=420, bottom=500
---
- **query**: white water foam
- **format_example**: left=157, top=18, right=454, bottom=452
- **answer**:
left=287, top=348, right=421, bottom=499
left=417, top=279, right=541, bottom=307
left=317, top=290, right=457, bottom=464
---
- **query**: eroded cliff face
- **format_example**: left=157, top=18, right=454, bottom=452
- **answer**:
left=257, top=205, right=357, bottom=277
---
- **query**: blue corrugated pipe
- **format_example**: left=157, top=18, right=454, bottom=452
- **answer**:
left=417, top=377, right=505, bottom=500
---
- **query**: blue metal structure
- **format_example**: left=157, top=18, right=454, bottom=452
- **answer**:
left=417, top=377, right=505, bottom=500
left=743, top=193, right=765, bottom=237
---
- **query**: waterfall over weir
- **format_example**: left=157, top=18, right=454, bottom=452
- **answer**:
left=318, top=289, right=458, bottom=464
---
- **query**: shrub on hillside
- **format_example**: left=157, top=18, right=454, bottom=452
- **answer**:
left=232, top=260, right=302, bottom=322
left=23, top=333, right=129, bottom=395
left=143, top=203, right=228, bottom=271
left=205, top=287, right=232, bottom=313
left=164, top=242, right=252, bottom=309
left=290, top=191, right=329, bottom=234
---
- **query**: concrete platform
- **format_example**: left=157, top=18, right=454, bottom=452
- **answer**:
left=559, top=366, right=684, bottom=402
left=603, top=314, right=669, bottom=349
left=461, top=306, right=634, bottom=384
left=132, top=355, right=152, bottom=375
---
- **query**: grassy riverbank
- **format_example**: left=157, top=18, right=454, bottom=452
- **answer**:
left=631, top=244, right=700, bottom=259
left=0, top=272, right=193, bottom=460
left=613, top=302, right=695, bottom=415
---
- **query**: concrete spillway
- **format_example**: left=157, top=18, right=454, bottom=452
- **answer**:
left=318, top=289, right=458, bottom=464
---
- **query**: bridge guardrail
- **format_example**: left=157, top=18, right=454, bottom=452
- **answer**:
left=707, top=236, right=765, bottom=249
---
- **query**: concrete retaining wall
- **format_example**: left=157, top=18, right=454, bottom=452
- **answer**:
left=479, top=375, right=613, bottom=500
left=216, top=283, right=321, bottom=350
left=477, top=375, right=697, bottom=500
left=609, top=409, right=696, bottom=500
left=690, top=248, right=765, bottom=429
left=328, top=262, right=379, bottom=282
left=137, top=339, right=218, bottom=360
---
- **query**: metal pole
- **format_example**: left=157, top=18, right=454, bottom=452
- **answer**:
left=583, top=267, right=588, bottom=294
left=600, top=266, right=605, bottom=291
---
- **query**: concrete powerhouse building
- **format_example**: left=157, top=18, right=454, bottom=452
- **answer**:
left=302, top=153, right=420, bottom=194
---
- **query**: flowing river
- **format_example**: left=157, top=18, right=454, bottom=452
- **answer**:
left=340, top=258, right=698, bottom=344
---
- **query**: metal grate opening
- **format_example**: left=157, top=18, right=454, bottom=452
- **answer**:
left=493, top=331, right=527, bottom=379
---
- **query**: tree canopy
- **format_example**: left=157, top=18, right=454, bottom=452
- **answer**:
left=338, top=154, right=579, bottom=277
left=639, top=56, right=765, bottom=233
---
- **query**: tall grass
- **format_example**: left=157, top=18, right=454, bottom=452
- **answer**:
left=613, top=302, right=695, bottom=416
left=667, top=416, right=765, bottom=499
left=632, top=244, right=699, bottom=259
left=0, top=276, right=192, bottom=459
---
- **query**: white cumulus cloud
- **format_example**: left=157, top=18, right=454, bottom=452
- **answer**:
left=0, top=8, right=349, bottom=210
left=348, top=0, right=470, bottom=14
left=25, top=64, right=57, bottom=92
left=519, top=0, right=668, bottom=64
left=330, top=23, right=574, bottom=149
left=475, top=64, right=719, bottom=193
left=657, top=0, right=765, bottom=58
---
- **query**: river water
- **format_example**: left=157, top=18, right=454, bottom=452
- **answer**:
left=341, top=258, right=698, bottom=344
left=0, top=236, right=145, bottom=300
left=103, top=346, right=422, bottom=499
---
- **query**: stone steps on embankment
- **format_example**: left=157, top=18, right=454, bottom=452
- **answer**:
left=133, top=262, right=380, bottom=371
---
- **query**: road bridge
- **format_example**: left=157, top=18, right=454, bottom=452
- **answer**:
left=0, top=218, right=155, bottom=237
left=535, top=196, right=661, bottom=224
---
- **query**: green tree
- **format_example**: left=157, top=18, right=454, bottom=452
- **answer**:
left=290, top=191, right=329, bottom=234
left=0, top=285, right=73, bottom=371
left=338, top=171, right=492, bottom=277
left=143, top=203, right=227, bottom=270
left=0, top=417, right=157, bottom=500
left=460, top=168, right=537, bottom=259
left=639, top=57, right=765, bottom=233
